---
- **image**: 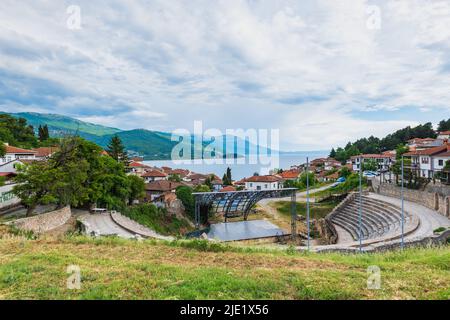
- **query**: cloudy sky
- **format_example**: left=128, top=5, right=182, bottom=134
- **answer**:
left=0, top=0, right=449, bottom=151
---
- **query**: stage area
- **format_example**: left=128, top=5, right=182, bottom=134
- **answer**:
left=207, top=220, right=285, bottom=241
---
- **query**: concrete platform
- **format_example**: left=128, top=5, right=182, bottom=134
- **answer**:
left=207, top=220, right=285, bottom=241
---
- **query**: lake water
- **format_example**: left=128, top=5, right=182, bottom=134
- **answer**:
left=144, top=151, right=328, bottom=180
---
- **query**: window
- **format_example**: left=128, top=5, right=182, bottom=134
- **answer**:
left=438, top=160, right=444, bottom=166
left=421, top=157, right=429, bottom=164
left=264, top=184, right=268, bottom=189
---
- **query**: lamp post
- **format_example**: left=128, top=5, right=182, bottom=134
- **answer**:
left=401, top=155, right=405, bottom=249
left=306, top=157, right=310, bottom=250
left=359, top=156, right=363, bottom=253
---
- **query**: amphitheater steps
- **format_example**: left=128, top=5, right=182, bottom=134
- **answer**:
left=329, top=193, right=415, bottom=242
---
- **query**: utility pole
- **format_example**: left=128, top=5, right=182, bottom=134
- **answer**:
left=401, top=155, right=405, bottom=249
left=306, top=157, right=310, bottom=250
left=359, top=156, right=363, bottom=253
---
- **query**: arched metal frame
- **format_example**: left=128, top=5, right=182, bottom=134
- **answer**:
left=193, top=188, right=298, bottom=239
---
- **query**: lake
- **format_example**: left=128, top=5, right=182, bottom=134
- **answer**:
left=143, top=151, right=328, bottom=180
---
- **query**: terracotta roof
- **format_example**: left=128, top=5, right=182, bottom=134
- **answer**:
left=129, top=161, right=147, bottom=168
left=280, top=170, right=300, bottom=179
left=438, top=131, right=450, bottom=135
left=234, top=178, right=246, bottom=185
left=327, top=172, right=340, bottom=179
left=145, top=180, right=183, bottom=192
left=245, top=175, right=282, bottom=183
left=219, top=186, right=237, bottom=192
left=404, top=144, right=449, bottom=156
left=142, top=169, right=167, bottom=178
left=33, top=147, right=58, bottom=157
left=5, top=145, right=36, bottom=154
left=350, top=154, right=394, bottom=159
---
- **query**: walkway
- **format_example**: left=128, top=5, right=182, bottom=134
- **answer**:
left=367, top=193, right=450, bottom=241
left=78, top=212, right=136, bottom=239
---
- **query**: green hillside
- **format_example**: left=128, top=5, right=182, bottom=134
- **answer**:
left=5, top=112, right=250, bottom=160
left=10, top=112, right=121, bottom=136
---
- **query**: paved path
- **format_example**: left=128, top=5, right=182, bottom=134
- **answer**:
left=78, top=212, right=136, bottom=239
left=367, top=193, right=450, bottom=240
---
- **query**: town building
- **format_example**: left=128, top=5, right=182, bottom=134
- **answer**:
left=404, top=143, right=450, bottom=179
left=350, top=154, right=395, bottom=172
left=437, top=131, right=450, bottom=140
left=32, top=147, right=58, bottom=160
left=141, top=169, right=168, bottom=183
left=244, top=175, right=283, bottom=191
left=144, top=180, right=184, bottom=202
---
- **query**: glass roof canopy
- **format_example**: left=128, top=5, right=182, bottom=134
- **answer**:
left=193, top=188, right=298, bottom=237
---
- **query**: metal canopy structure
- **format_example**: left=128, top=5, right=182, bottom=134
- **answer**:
left=193, top=188, right=298, bottom=239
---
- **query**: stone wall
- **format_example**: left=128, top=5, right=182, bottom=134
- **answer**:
left=12, top=206, right=71, bottom=234
left=372, top=180, right=450, bottom=217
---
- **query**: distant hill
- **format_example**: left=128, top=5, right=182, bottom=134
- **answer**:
left=6, top=112, right=266, bottom=160
left=10, top=112, right=121, bottom=136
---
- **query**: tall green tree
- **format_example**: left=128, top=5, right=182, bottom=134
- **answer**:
left=38, top=124, right=50, bottom=141
left=106, top=135, right=129, bottom=165
left=127, top=175, right=146, bottom=205
left=438, top=118, right=450, bottom=132
left=329, top=148, right=336, bottom=158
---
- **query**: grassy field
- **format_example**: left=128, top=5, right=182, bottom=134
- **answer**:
left=271, top=200, right=339, bottom=219
left=0, top=237, right=449, bottom=300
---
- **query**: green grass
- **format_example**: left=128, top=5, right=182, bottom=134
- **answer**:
left=0, top=236, right=448, bottom=300
left=122, top=204, right=194, bottom=236
left=272, top=200, right=339, bottom=219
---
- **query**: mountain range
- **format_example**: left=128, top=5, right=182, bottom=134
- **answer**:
left=7, top=112, right=274, bottom=160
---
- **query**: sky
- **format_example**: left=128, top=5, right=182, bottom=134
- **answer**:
left=0, top=0, right=449, bottom=151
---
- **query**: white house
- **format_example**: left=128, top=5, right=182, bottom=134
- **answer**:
left=244, top=175, right=283, bottom=191
left=437, top=131, right=450, bottom=140
left=1, top=144, right=36, bottom=164
left=405, top=143, right=450, bottom=178
left=141, top=169, right=168, bottom=183
left=350, top=154, right=395, bottom=172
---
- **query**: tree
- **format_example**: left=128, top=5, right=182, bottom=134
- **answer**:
left=106, top=135, right=129, bottom=166
left=175, top=186, right=195, bottom=219
left=0, top=114, right=38, bottom=148
left=168, top=173, right=181, bottom=182
left=38, top=125, right=49, bottom=141
left=13, top=136, right=134, bottom=213
left=362, top=159, right=378, bottom=172
left=193, top=184, right=211, bottom=192
left=0, top=143, right=5, bottom=158
left=127, top=175, right=145, bottom=205
left=329, top=148, right=336, bottom=158
left=222, top=167, right=232, bottom=185
left=13, top=162, right=57, bottom=216
left=339, top=166, right=351, bottom=178
left=438, top=118, right=450, bottom=132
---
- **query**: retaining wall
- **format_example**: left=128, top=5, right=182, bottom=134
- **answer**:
left=372, top=180, right=450, bottom=217
left=12, top=206, right=71, bottom=234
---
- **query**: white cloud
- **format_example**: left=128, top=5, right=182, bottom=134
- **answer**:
left=0, top=0, right=448, bottom=150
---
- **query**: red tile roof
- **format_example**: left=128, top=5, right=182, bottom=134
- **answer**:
left=280, top=170, right=300, bottom=179
left=404, top=144, right=449, bottom=156
left=219, top=186, right=237, bottom=192
left=350, top=154, right=394, bottom=159
left=33, top=147, right=58, bottom=157
left=145, top=180, right=183, bottom=192
left=129, top=161, right=146, bottom=167
left=5, top=145, right=36, bottom=154
left=142, top=170, right=167, bottom=178
left=245, top=175, right=282, bottom=183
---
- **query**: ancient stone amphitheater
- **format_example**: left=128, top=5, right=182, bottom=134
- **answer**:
left=319, top=191, right=450, bottom=251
